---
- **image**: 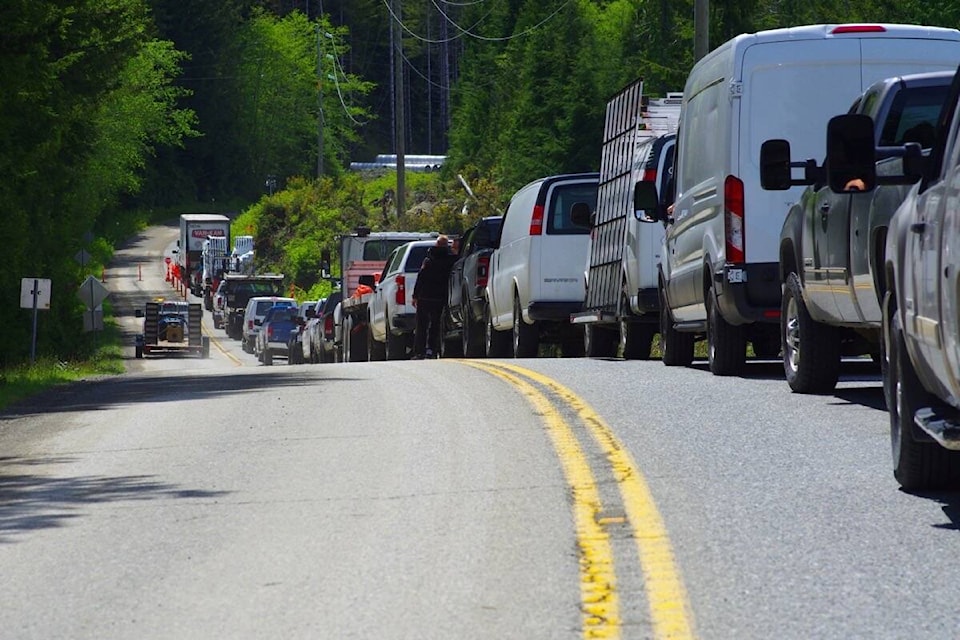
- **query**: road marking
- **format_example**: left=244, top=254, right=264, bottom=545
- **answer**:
left=463, top=361, right=621, bottom=638
left=201, top=318, right=243, bottom=366
left=466, top=360, right=696, bottom=640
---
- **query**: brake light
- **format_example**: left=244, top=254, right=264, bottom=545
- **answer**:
left=642, top=169, right=657, bottom=182
left=529, top=204, right=545, bottom=236
left=724, top=175, right=745, bottom=264
left=477, top=255, right=490, bottom=288
left=267, top=325, right=274, bottom=339
left=396, top=274, right=406, bottom=305
left=831, top=24, right=886, bottom=34
left=324, top=314, right=334, bottom=336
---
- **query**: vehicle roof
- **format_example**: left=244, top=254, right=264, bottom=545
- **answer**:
left=867, top=69, right=957, bottom=93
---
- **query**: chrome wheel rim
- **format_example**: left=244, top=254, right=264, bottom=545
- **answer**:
left=785, top=297, right=800, bottom=375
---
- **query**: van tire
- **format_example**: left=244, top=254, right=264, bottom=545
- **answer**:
left=513, top=297, right=539, bottom=357
left=621, top=313, right=654, bottom=360
left=782, top=273, right=840, bottom=393
left=585, top=325, right=617, bottom=358
left=485, top=303, right=511, bottom=358
left=888, top=311, right=960, bottom=490
left=659, top=287, right=694, bottom=366
left=707, top=286, right=745, bottom=376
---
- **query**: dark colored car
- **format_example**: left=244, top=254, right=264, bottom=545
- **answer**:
left=442, top=216, right=503, bottom=357
left=255, top=304, right=303, bottom=366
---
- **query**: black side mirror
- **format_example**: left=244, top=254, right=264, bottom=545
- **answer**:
left=634, top=181, right=662, bottom=223
left=320, top=249, right=332, bottom=279
left=826, top=114, right=877, bottom=193
left=570, top=201, right=592, bottom=228
left=760, top=139, right=793, bottom=190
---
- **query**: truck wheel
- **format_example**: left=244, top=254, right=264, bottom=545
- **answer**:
left=204, top=290, right=212, bottom=311
left=264, top=348, right=273, bottom=366
left=512, top=297, right=539, bottom=357
left=349, top=320, right=368, bottom=362
left=888, top=310, right=960, bottom=490
left=782, top=273, right=840, bottom=393
left=485, top=303, right=511, bottom=358
left=368, top=326, right=386, bottom=361
left=135, top=344, right=143, bottom=359
left=707, top=285, right=745, bottom=376
left=659, top=286, right=694, bottom=366
left=621, top=318, right=654, bottom=360
left=461, top=306, right=484, bottom=358
left=584, top=325, right=617, bottom=358
left=386, top=316, right=406, bottom=360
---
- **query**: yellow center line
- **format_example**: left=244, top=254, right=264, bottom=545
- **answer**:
left=462, top=361, right=621, bottom=639
left=201, top=318, right=243, bottom=366
left=473, top=361, right=696, bottom=640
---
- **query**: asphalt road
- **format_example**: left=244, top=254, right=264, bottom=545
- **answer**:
left=1, top=224, right=959, bottom=639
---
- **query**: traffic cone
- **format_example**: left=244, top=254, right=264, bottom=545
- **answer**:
left=165, top=263, right=171, bottom=282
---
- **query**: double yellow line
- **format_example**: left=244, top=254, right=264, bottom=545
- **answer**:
left=462, top=360, right=696, bottom=640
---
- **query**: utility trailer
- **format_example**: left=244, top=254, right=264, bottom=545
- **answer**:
left=135, top=300, right=210, bottom=358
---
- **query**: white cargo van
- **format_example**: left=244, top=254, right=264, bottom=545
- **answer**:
left=484, top=172, right=599, bottom=358
left=653, top=23, right=960, bottom=375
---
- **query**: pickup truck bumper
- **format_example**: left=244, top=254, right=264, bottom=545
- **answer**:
left=528, top=301, right=583, bottom=322
left=391, top=313, right=417, bottom=333
left=714, top=262, right=781, bottom=326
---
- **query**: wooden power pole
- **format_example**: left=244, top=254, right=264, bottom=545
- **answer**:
left=391, top=0, right=406, bottom=219
left=694, top=0, right=709, bottom=61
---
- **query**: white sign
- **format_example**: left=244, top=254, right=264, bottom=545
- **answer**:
left=20, top=278, right=51, bottom=310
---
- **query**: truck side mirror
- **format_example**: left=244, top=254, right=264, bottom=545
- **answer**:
left=826, top=114, right=877, bottom=193
left=901, top=142, right=925, bottom=181
left=760, top=139, right=793, bottom=190
left=634, top=181, right=662, bottom=223
left=570, top=202, right=592, bottom=228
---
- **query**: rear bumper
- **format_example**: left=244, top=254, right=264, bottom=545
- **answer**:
left=714, top=262, right=781, bottom=325
left=391, top=313, right=417, bottom=333
left=528, top=301, right=583, bottom=322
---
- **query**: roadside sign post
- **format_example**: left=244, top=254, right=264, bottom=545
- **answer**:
left=77, top=275, right=109, bottom=348
left=20, top=278, right=51, bottom=365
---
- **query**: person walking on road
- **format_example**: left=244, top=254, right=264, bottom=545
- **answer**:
left=411, top=235, right=456, bottom=359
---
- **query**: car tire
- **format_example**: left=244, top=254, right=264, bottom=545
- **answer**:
left=512, top=297, right=539, bottom=357
left=264, top=348, right=273, bottom=366
left=485, top=302, right=511, bottom=358
left=782, top=272, right=840, bottom=393
left=659, top=285, right=694, bottom=366
left=887, top=305, right=960, bottom=491
left=707, top=285, right=745, bottom=376
left=441, top=314, right=463, bottom=358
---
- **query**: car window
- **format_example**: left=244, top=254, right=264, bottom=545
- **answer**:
left=880, top=83, right=949, bottom=148
left=404, top=245, right=430, bottom=272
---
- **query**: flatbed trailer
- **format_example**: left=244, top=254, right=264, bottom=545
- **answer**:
left=135, top=301, right=210, bottom=358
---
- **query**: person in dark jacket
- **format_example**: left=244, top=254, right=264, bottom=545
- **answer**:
left=411, top=235, right=457, bottom=359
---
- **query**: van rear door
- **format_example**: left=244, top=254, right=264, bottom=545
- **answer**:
left=739, top=39, right=862, bottom=269
left=534, top=180, right=597, bottom=303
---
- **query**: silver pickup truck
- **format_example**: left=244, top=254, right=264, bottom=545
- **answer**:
left=760, top=71, right=953, bottom=394
left=826, top=67, right=960, bottom=491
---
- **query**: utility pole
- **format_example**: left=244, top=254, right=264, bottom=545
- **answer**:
left=316, top=23, right=324, bottom=178
left=391, top=0, right=406, bottom=219
left=694, top=0, right=709, bottom=61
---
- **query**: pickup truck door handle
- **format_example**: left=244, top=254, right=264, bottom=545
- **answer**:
left=819, top=202, right=831, bottom=213
left=910, top=222, right=926, bottom=234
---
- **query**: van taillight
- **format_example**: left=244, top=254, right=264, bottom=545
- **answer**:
left=642, top=169, right=657, bottom=182
left=831, top=24, right=886, bottom=34
left=477, top=255, right=490, bottom=287
left=724, top=175, right=745, bottom=264
left=529, top=204, right=545, bottom=236
left=396, top=274, right=406, bottom=305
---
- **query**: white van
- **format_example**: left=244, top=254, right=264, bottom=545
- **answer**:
left=484, top=172, right=599, bottom=358
left=655, top=23, right=960, bottom=375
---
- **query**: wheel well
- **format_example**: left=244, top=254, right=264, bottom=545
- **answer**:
left=780, top=239, right=797, bottom=281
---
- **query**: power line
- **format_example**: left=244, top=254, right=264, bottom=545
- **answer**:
left=381, top=0, right=573, bottom=44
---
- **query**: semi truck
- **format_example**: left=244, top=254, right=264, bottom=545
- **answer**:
left=570, top=81, right=681, bottom=359
left=176, top=213, right=231, bottom=298
left=333, top=227, right=440, bottom=362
